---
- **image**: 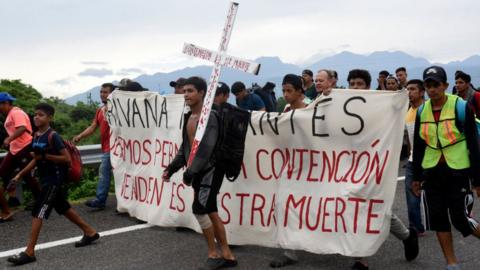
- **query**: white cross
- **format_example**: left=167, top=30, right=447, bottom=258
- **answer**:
left=182, top=1, right=261, bottom=166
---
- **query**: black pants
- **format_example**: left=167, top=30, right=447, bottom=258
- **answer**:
left=422, top=164, right=474, bottom=236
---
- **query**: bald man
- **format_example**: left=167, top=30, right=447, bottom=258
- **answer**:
left=314, top=69, right=335, bottom=97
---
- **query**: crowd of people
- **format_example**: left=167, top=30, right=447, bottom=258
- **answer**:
left=0, top=66, right=479, bottom=270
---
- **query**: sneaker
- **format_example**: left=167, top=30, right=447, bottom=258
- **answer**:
left=8, top=197, right=21, bottom=208
left=75, top=233, right=100, bottom=247
left=198, top=258, right=226, bottom=270
left=7, top=252, right=36, bottom=266
left=446, top=264, right=461, bottom=270
left=85, top=199, right=105, bottom=210
left=403, top=227, right=419, bottom=261
left=351, top=261, right=369, bottom=270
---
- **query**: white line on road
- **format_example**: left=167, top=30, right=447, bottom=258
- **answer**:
left=0, top=223, right=153, bottom=258
left=1, top=175, right=407, bottom=258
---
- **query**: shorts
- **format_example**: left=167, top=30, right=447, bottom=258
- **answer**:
left=422, top=164, right=474, bottom=236
left=32, top=184, right=71, bottom=220
left=191, top=167, right=224, bottom=215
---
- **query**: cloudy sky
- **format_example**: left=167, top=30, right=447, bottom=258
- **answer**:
left=0, top=0, right=478, bottom=98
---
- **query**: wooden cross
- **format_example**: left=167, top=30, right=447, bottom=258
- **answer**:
left=182, top=1, right=261, bottom=166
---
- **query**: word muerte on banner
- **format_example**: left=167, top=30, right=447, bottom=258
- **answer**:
left=108, top=89, right=409, bottom=257
left=182, top=1, right=261, bottom=166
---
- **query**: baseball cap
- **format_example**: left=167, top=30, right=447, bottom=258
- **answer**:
left=169, top=78, right=187, bottom=88
left=0, top=92, right=16, bottom=102
left=423, top=66, right=447, bottom=83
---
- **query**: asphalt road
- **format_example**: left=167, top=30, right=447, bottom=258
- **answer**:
left=1, top=170, right=480, bottom=270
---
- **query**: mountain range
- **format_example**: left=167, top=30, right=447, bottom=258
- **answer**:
left=66, top=51, right=480, bottom=104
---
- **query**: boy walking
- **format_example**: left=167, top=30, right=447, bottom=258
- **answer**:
left=7, top=103, right=99, bottom=266
left=412, top=66, right=480, bottom=270
left=163, top=76, right=237, bottom=270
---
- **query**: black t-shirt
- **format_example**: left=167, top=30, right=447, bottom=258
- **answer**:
left=31, top=129, right=67, bottom=184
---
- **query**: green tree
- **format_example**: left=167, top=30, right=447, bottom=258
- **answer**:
left=0, top=79, right=42, bottom=113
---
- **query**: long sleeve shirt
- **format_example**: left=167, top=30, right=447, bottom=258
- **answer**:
left=412, top=102, right=480, bottom=186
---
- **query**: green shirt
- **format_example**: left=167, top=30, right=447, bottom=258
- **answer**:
left=304, top=84, right=317, bottom=100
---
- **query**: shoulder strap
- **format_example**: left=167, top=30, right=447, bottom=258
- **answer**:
left=455, top=97, right=466, bottom=126
left=417, top=104, right=425, bottom=118
left=47, top=130, right=57, bottom=149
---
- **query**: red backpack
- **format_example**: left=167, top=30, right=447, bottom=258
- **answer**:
left=47, top=131, right=83, bottom=183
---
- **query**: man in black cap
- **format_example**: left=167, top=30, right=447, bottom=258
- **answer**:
left=214, top=82, right=230, bottom=106
left=170, top=77, right=187, bottom=94
left=302, top=69, right=317, bottom=100
left=412, top=66, right=480, bottom=270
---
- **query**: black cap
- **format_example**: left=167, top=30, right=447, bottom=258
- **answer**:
left=169, top=77, right=187, bottom=88
left=215, top=82, right=230, bottom=96
left=121, top=81, right=148, bottom=92
left=302, top=69, right=313, bottom=77
left=423, top=66, right=447, bottom=83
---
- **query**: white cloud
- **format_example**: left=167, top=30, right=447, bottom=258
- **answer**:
left=78, top=68, right=114, bottom=77
left=0, top=0, right=478, bottom=98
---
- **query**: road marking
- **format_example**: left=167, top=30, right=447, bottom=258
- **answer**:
left=0, top=223, right=153, bottom=258
left=1, top=175, right=407, bottom=258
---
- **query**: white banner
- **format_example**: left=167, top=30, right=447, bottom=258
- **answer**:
left=107, top=89, right=408, bottom=257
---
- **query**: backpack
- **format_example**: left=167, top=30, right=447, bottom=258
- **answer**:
left=215, top=103, right=250, bottom=181
left=47, top=130, right=83, bottom=183
left=253, top=83, right=277, bottom=112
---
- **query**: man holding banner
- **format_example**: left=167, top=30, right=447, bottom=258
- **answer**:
left=346, top=70, right=419, bottom=270
left=163, top=77, right=237, bottom=270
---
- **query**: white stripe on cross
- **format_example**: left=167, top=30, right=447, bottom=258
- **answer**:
left=183, top=2, right=260, bottom=166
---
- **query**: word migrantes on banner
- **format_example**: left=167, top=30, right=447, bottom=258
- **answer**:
left=107, top=89, right=409, bottom=257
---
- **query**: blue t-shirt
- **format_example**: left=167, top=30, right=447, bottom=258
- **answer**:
left=32, top=129, right=67, bottom=184
left=237, top=93, right=265, bottom=111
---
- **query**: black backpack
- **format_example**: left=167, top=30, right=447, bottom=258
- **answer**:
left=215, top=103, right=250, bottom=181
left=253, top=83, right=277, bottom=112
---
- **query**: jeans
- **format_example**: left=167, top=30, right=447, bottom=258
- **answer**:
left=404, top=161, right=425, bottom=233
left=96, top=153, right=112, bottom=204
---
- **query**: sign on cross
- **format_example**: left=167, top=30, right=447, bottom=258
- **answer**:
left=182, top=2, right=261, bottom=166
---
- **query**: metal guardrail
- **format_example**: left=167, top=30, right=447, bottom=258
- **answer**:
left=0, top=144, right=103, bottom=166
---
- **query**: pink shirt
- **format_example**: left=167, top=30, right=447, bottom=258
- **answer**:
left=4, top=107, right=32, bottom=155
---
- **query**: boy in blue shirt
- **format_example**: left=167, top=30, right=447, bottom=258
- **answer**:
left=7, top=103, right=99, bottom=266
